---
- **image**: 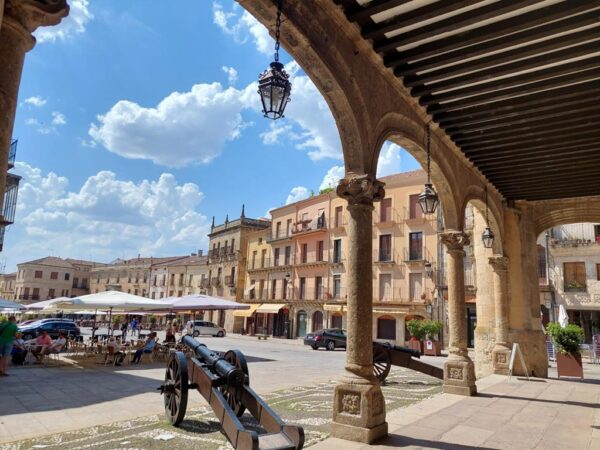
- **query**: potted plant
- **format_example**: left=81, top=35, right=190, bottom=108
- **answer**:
left=546, top=322, right=584, bottom=379
left=149, top=315, right=157, bottom=331
left=422, top=320, right=443, bottom=356
left=112, top=315, right=122, bottom=330
left=406, top=319, right=426, bottom=354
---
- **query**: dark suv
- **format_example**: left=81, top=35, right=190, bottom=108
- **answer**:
left=19, top=319, right=81, bottom=340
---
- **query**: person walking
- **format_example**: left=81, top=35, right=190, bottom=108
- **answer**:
left=130, top=318, right=138, bottom=338
left=0, top=316, right=18, bottom=376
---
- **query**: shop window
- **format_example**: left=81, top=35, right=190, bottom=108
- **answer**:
left=377, top=316, right=396, bottom=340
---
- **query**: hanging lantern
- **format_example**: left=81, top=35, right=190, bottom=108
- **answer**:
left=418, top=124, right=439, bottom=215
left=482, top=184, right=495, bottom=249
left=258, top=0, right=291, bottom=120
left=424, top=261, right=433, bottom=278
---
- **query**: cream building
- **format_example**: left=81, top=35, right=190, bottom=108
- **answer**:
left=148, top=253, right=209, bottom=300
left=15, top=256, right=100, bottom=303
left=0, top=272, right=16, bottom=299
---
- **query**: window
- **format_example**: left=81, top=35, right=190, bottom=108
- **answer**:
left=189, top=274, right=193, bottom=286
left=335, top=206, right=343, bottom=227
left=274, top=248, right=280, bottom=266
left=48, top=288, right=55, bottom=299
left=50, top=272, right=58, bottom=280
left=252, top=250, right=257, bottom=269
left=379, top=234, right=392, bottom=261
left=317, top=209, right=325, bottom=228
left=72, top=277, right=79, bottom=288
left=23, top=287, right=30, bottom=299
left=81, top=279, right=88, bottom=289
left=170, top=274, right=175, bottom=286
left=128, top=289, right=131, bottom=294
left=261, top=249, right=267, bottom=268
left=178, top=290, right=183, bottom=297
left=276, top=222, right=282, bottom=238
left=286, top=219, right=292, bottom=236
left=333, top=239, right=342, bottom=263
left=316, top=276, right=323, bottom=299
left=377, top=316, right=396, bottom=340
left=35, top=270, right=43, bottom=279
left=301, top=243, right=308, bottom=263
left=380, top=198, right=392, bottom=222
left=285, top=246, right=291, bottom=265
left=231, top=267, right=235, bottom=283
left=537, top=245, right=547, bottom=285
left=317, top=241, right=324, bottom=262
left=409, top=232, right=423, bottom=260
left=65, top=273, right=70, bottom=281
left=152, top=292, right=156, bottom=299
left=333, top=275, right=341, bottom=298
left=409, top=273, right=423, bottom=300
left=564, top=262, right=586, bottom=291
left=179, top=273, right=184, bottom=285
left=271, top=279, right=277, bottom=300
left=231, top=238, right=235, bottom=253
left=379, top=274, right=392, bottom=301
left=169, top=290, right=174, bottom=296
left=299, top=277, right=306, bottom=300
left=409, top=194, right=422, bottom=219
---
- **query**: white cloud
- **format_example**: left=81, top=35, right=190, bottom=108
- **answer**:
left=377, top=142, right=402, bottom=177
left=319, top=166, right=345, bottom=191
left=24, top=118, right=55, bottom=135
left=260, top=123, right=292, bottom=145
left=221, top=66, right=238, bottom=85
left=89, top=82, right=256, bottom=167
left=212, top=2, right=272, bottom=56
left=286, top=186, right=310, bottom=205
left=24, top=96, right=47, bottom=107
left=51, top=111, right=67, bottom=126
left=5, top=162, right=210, bottom=270
left=34, top=0, right=93, bottom=43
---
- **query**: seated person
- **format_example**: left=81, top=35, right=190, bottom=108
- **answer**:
left=11, top=332, right=27, bottom=366
left=35, top=332, right=67, bottom=362
left=164, top=321, right=176, bottom=344
left=106, top=337, right=125, bottom=366
left=31, top=330, right=53, bottom=361
left=132, top=332, right=157, bottom=364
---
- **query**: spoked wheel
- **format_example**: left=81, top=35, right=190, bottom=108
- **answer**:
left=373, top=344, right=392, bottom=383
left=220, top=349, right=249, bottom=417
left=163, top=351, right=189, bottom=426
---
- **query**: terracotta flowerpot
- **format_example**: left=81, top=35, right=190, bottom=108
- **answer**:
left=556, top=352, right=583, bottom=379
left=406, top=339, right=422, bottom=355
left=423, top=339, right=442, bottom=356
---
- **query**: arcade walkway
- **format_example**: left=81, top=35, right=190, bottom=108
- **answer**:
left=312, top=363, right=600, bottom=450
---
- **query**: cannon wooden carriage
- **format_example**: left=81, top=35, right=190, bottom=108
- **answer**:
left=372, top=341, right=444, bottom=382
left=159, top=335, right=304, bottom=450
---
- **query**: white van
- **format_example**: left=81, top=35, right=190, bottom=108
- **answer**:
left=192, top=320, right=226, bottom=337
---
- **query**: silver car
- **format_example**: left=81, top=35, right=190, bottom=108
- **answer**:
left=192, top=320, right=226, bottom=337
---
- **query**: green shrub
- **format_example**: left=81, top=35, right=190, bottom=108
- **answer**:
left=422, top=320, right=443, bottom=340
left=406, top=319, right=426, bottom=340
left=546, top=323, right=584, bottom=354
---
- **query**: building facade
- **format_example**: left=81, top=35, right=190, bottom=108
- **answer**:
left=0, top=272, right=16, bottom=299
left=148, top=253, right=209, bottom=300
left=14, top=256, right=100, bottom=303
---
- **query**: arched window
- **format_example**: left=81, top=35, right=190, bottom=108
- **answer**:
left=312, top=311, right=323, bottom=331
left=377, top=315, right=396, bottom=340
left=296, top=310, right=307, bottom=337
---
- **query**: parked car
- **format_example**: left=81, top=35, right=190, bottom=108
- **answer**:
left=19, top=318, right=81, bottom=341
left=303, top=328, right=347, bottom=350
left=192, top=321, right=226, bottom=337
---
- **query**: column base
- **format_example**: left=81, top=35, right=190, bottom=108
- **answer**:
left=331, top=379, right=388, bottom=443
left=443, top=356, right=477, bottom=396
left=492, top=344, right=511, bottom=375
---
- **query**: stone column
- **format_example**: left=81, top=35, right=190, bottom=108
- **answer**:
left=489, top=255, right=511, bottom=375
left=0, top=0, right=68, bottom=214
left=440, top=231, right=476, bottom=396
left=331, top=173, right=387, bottom=443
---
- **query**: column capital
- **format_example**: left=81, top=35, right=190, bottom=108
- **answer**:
left=336, top=173, right=385, bottom=206
left=4, top=0, right=69, bottom=47
left=439, top=231, right=470, bottom=253
left=489, top=255, right=509, bottom=272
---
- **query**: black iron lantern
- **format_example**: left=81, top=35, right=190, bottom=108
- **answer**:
left=418, top=124, right=439, bottom=215
left=258, top=0, right=291, bottom=120
left=424, top=261, right=433, bottom=278
left=482, top=184, right=495, bottom=249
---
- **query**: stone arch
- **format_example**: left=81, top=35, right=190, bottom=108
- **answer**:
left=530, top=195, right=600, bottom=236
left=373, top=113, right=461, bottom=230
left=459, top=184, right=504, bottom=254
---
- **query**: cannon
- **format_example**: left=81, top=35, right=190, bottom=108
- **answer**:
left=159, top=335, right=304, bottom=450
left=372, top=341, right=444, bottom=382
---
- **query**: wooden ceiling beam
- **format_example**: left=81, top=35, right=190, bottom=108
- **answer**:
left=461, top=130, right=600, bottom=153
left=346, top=0, right=410, bottom=25
left=475, top=146, right=599, bottom=168
left=467, top=143, right=599, bottom=164
left=463, top=136, right=599, bottom=157
left=482, top=157, right=600, bottom=176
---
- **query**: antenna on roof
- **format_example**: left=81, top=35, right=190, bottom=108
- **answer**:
left=241, top=204, right=245, bottom=218
left=211, top=216, right=215, bottom=229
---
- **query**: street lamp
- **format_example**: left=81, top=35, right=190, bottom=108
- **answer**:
left=418, top=124, right=439, bottom=215
left=482, top=184, right=495, bottom=249
left=424, top=260, right=433, bottom=278
left=258, top=0, right=291, bottom=120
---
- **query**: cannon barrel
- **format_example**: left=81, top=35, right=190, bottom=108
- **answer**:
left=182, top=335, right=245, bottom=387
left=375, top=341, right=421, bottom=358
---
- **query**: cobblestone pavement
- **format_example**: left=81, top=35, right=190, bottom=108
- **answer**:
left=1, top=367, right=442, bottom=450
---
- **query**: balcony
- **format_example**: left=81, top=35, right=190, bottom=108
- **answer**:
left=248, top=257, right=272, bottom=272
left=295, top=254, right=328, bottom=268
left=331, top=253, right=345, bottom=267
left=331, top=215, right=348, bottom=232
left=208, top=249, right=239, bottom=263
left=374, top=249, right=396, bottom=265
left=564, top=281, right=586, bottom=293
left=267, top=231, right=293, bottom=243
left=403, top=247, right=432, bottom=265
left=199, top=278, right=209, bottom=288
left=375, top=207, right=401, bottom=228
left=211, top=277, right=221, bottom=287
left=2, top=173, right=21, bottom=225
left=376, top=287, right=403, bottom=303
left=291, top=214, right=327, bottom=236
left=8, top=139, right=17, bottom=170
left=551, top=238, right=600, bottom=248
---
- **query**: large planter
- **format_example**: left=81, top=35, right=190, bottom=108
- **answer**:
left=423, top=339, right=442, bottom=356
left=556, top=352, right=583, bottom=379
left=406, top=339, right=422, bottom=355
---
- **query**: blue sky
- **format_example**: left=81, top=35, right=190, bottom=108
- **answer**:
left=5, top=0, right=420, bottom=272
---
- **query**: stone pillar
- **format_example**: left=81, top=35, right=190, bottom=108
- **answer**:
left=489, top=255, right=511, bottom=375
left=440, top=231, right=476, bottom=396
left=331, top=173, right=387, bottom=443
left=0, top=0, right=68, bottom=214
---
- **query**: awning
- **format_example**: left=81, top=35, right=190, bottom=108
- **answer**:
left=324, top=304, right=345, bottom=312
left=256, top=303, right=287, bottom=314
left=373, top=308, right=408, bottom=315
left=233, top=303, right=261, bottom=317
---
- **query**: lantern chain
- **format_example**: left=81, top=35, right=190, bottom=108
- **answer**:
left=485, top=184, right=489, bottom=224
left=426, top=123, right=431, bottom=184
left=274, top=0, right=283, bottom=62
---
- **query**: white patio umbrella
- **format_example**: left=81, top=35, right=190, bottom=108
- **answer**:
left=0, top=298, right=25, bottom=312
left=558, top=304, right=569, bottom=328
left=25, top=297, right=71, bottom=311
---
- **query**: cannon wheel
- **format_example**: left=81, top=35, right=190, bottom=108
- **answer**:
left=373, top=344, right=392, bottom=383
left=164, top=351, right=189, bottom=426
left=220, top=350, right=249, bottom=417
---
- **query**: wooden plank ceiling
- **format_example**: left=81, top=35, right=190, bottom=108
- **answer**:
left=335, top=0, right=600, bottom=201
